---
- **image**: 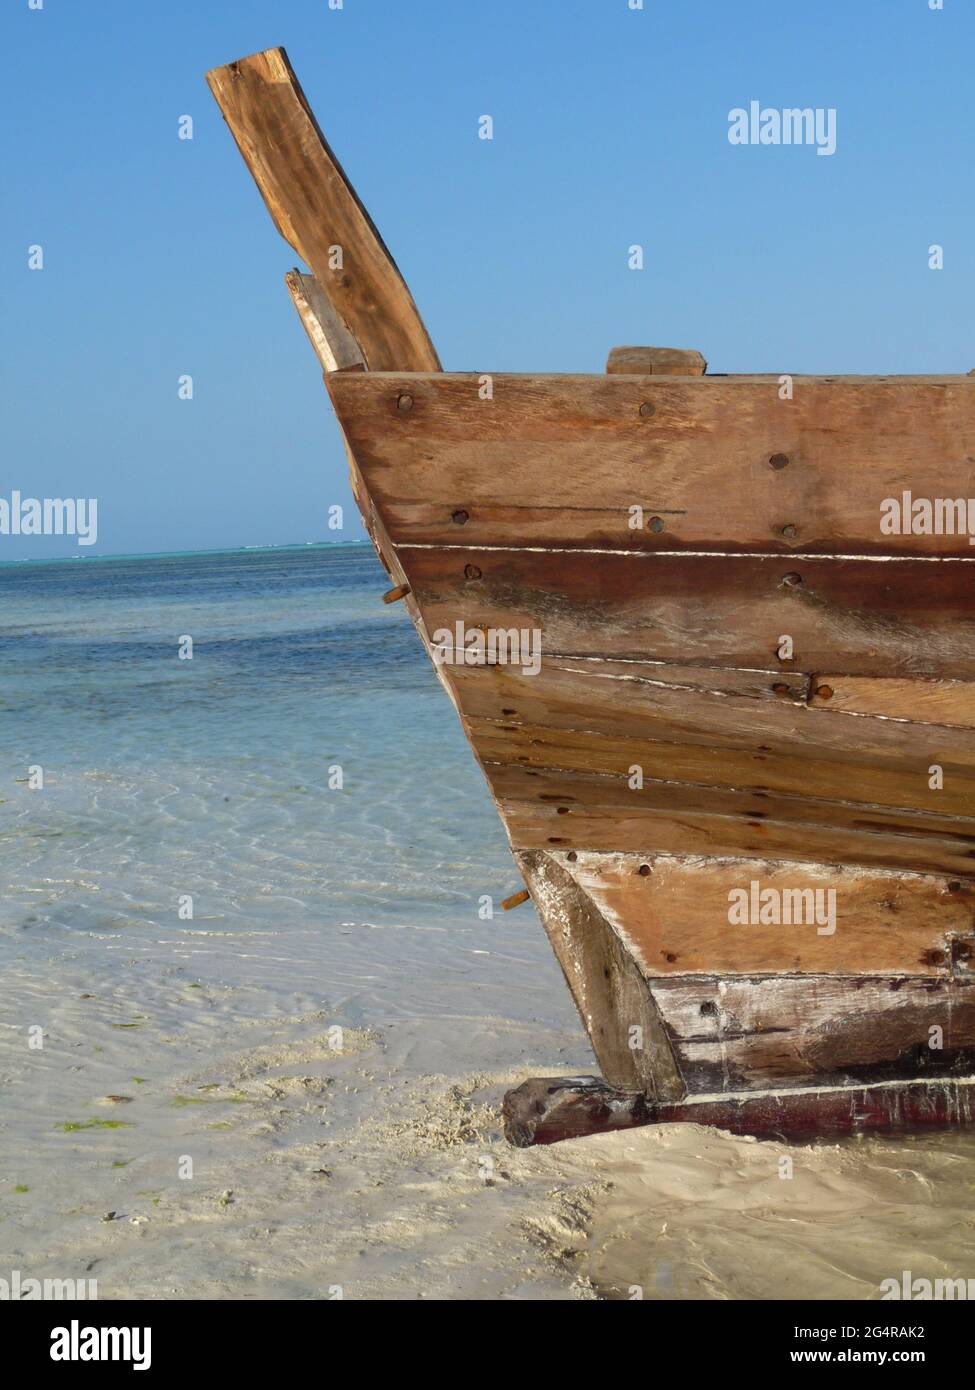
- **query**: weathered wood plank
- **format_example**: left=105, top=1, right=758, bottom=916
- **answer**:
left=514, top=850, right=684, bottom=1098
left=502, top=1074, right=975, bottom=1146
left=403, top=548, right=975, bottom=679
left=328, top=371, right=975, bottom=553
left=503, top=798, right=975, bottom=875
left=469, top=715, right=975, bottom=818
left=809, top=675, right=975, bottom=727
left=652, top=973, right=975, bottom=1092
left=560, top=852, right=975, bottom=977
left=447, top=657, right=975, bottom=774
left=206, top=47, right=440, bottom=371
left=606, top=346, right=707, bottom=375
left=488, top=761, right=974, bottom=848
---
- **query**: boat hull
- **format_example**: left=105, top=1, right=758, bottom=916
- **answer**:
left=326, top=368, right=975, bottom=1105
left=208, top=46, right=975, bottom=1132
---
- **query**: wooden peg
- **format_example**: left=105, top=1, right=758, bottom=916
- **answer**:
left=501, top=889, right=531, bottom=911
left=382, top=584, right=411, bottom=604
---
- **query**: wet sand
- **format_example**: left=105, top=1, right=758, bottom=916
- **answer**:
left=4, top=960, right=974, bottom=1300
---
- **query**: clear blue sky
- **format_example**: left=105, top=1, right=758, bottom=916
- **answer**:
left=3, top=0, right=972, bottom=559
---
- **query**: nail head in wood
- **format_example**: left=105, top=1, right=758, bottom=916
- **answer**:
left=769, top=453, right=790, bottom=470
left=451, top=509, right=469, bottom=525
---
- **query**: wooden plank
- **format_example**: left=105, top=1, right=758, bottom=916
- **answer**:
left=606, top=346, right=707, bottom=375
left=502, top=1074, right=975, bottom=1146
left=652, top=974, right=975, bottom=1092
left=284, top=268, right=365, bottom=372
left=809, top=675, right=975, bottom=727
left=514, top=850, right=683, bottom=1099
left=488, top=762, right=974, bottom=845
left=404, top=548, right=975, bottom=679
left=468, top=715, right=975, bottom=818
left=328, top=371, right=975, bottom=553
left=206, top=47, right=441, bottom=371
left=503, top=795, right=975, bottom=876
left=447, top=658, right=975, bottom=779
left=560, top=852, right=975, bottom=977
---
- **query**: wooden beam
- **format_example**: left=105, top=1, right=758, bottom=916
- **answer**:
left=206, top=47, right=441, bottom=371
left=502, top=1074, right=975, bottom=1146
left=607, top=346, right=707, bottom=375
left=515, top=850, right=684, bottom=1099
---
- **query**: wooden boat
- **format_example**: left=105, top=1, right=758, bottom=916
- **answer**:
left=207, top=47, right=975, bottom=1145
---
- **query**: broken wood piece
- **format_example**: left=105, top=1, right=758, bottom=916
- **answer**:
left=502, top=1075, right=975, bottom=1147
left=382, top=584, right=411, bottom=604
left=285, top=269, right=365, bottom=372
left=606, top=345, right=707, bottom=375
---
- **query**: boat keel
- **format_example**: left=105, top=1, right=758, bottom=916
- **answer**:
left=502, top=1074, right=975, bottom=1147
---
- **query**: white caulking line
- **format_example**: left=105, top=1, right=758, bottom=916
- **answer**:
left=551, top=662, right=796, bottom=701
left=397, top=544, right=975, bottom=561
left=683, top=1075, right=975, bottom=1106
left=541, top=653, right=782, bottom=674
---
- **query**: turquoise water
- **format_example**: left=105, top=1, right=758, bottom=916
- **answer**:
left=0, top=544, right=560, bottom=1017
left=3, top=539, right=506, bottom=922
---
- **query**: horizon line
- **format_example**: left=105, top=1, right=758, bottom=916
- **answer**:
left=0, top=538, right=371, bottom=569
